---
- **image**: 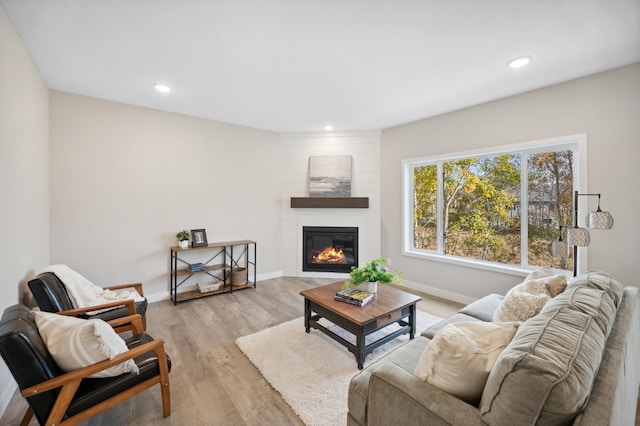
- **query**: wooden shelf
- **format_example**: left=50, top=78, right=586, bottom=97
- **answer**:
left=173, top=281, right=254, bottom=303
left=175, top=263, right=228, bottom=277
left=170, top=240, right=257, bottom=305
left=290, top=197, right=369, bottom=208
left=171, top=239, right=256, bottom=251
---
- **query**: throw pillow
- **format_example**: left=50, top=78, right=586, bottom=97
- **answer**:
left=493, top=278, right=551, bottom=322
left=524, top=266, right=554, bottom=281
left=524, top=267, right=567, bottom=297
left=34, top=311, right=139, bottom=378
left=414, top=321, right=520, bottom=404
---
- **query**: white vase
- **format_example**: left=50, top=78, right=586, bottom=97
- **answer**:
left=366, top=281, right=378, bottom=293
left=178, top=240, right=189, bottom=249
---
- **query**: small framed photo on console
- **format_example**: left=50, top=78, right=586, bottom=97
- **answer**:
left=191, top=229, right=208, bottom=247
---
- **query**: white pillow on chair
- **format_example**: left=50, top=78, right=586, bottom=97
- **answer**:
left=34, top=311, right=138, bottom=378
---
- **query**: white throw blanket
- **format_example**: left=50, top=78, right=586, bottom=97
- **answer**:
left=40, top=264, right=145, bottom=314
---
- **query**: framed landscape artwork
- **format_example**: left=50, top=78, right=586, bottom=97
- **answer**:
left=308, top=155, right=352, bottom=197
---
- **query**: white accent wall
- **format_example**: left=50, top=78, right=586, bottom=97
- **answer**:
left=281, top=133, right=381, bottom=277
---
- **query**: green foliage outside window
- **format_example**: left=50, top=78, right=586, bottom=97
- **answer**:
left=412, top=149, right=573, bottom=270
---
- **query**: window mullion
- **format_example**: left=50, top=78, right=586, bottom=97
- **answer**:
left=437, top=162, right=444, bottom=254
left=520, top=153, right=528, bottom=267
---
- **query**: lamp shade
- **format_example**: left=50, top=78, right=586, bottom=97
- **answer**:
left=566, top=227, right=591, bottom=246
left=551, top=239, right=570, bottom=258
left=586, top=210, right=614, bottom=229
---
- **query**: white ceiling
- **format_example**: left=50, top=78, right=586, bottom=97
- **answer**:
left=2, top=0, right=639, bottom=133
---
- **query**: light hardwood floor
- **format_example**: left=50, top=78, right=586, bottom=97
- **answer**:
left=0, top=277, right=462, bottom=425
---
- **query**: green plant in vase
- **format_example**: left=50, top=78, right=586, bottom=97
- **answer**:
left=342, top=258, right=402, bottom=291
left=176, top=230, right=190, bottom=248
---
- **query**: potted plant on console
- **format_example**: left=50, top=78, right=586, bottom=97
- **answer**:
left=343, top=258, right=402, bottom=293
left=176, top=230, right=190, bottom=249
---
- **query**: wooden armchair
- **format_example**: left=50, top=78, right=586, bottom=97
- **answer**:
left=0, top=305, right=170, bottom=425
left=28, top=271, right=148, bottom=331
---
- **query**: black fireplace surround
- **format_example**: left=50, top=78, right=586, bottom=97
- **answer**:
left=303, top=226, right=358, bottom=273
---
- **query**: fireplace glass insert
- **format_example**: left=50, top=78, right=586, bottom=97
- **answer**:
left=302, top=226, right=358, bottom=273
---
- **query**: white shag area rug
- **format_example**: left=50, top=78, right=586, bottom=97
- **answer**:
left=236, top=311, right=442, bottom=426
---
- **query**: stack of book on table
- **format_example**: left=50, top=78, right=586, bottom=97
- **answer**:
left=334, top=288, right=374, bottom=307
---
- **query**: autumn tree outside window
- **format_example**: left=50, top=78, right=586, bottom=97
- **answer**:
left=402, top=135, right=585, bottom=274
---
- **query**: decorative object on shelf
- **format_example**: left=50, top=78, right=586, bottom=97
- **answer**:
left=197, top=280, right=222, bottom=293
left=176, top=230, right=190, bottom=249
left=308, top=155, right=352, bottom=197
left=187, top=263, right=206, bottom=272
left=232, top=267, right=247, bottom=285
left=342, top=258, right=402, bottom=292
left=191, top=229, right=208, bottom=247
left=551, top=191, right=614, bottom=276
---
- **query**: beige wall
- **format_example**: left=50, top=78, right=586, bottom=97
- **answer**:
left=50, top=92, right=282, bottom=299
left=381, top=63, right=640, bottom=301
left=0, top=4, right=50, bottom=414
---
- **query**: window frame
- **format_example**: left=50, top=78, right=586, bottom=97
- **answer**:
left=401, top=134, right=587, bottom=276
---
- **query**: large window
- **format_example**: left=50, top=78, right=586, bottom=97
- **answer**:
left=402, top=136, right=585, bottom=274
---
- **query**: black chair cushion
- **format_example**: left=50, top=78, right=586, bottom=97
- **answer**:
left=66, top=333, right=172, bottom=416
left=0, top=305, right=63, bottom=424
left=28, top=272, right=75, bottom=312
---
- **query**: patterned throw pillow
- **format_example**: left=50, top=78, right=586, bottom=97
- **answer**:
left=493, top=278, right=551, bottom=322
left=524, top=267, right=567, bottom=297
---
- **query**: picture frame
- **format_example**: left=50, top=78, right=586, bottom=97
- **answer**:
left=191, top=229, right=208, bottom=247
left=308, top=155, right=352, bottom=197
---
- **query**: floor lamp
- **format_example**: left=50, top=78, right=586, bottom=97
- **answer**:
left=554, top=191, right=614, bottom=276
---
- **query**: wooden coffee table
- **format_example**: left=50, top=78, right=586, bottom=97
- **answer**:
left=300, top=281, right=422, bottom=369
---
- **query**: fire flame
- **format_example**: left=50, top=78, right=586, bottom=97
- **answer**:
left=312, top=246, right=346, bottom=264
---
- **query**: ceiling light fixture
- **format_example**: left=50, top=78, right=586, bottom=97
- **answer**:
left=323, top=123, right=334, bottom=131
left=154, top=83, right=172, bottom=93
left=508, top=55, right=532, bottom=69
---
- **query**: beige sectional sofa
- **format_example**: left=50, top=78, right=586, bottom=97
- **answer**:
left=347, top=271, right=640, bottom=425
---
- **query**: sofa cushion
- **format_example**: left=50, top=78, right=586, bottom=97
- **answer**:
left=414, top=321, right=519, bottom=404
left=348, top=336, right=430, bottom=426
left=479, top=271, right=623, bottom=426
left=493, top=277, right=551, bottom=322
left=34, top=311, right=139, bottom=378
left=421, top=313, right=480, bottom=340
left=458, top=294, right=504, bottom=322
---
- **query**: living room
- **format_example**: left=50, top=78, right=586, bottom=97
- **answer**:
left=1, top=1, right=639, bottom=424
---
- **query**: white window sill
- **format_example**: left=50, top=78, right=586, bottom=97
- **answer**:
left=402, top=248, right=571, bottom=278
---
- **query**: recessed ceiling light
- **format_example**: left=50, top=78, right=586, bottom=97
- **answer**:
left=323, top=123, right=334, bottom=131
left=154, top=83, right=172, bottom=93
left=509, top=56, right=532, bottom=69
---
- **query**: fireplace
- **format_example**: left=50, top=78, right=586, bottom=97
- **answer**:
left=302, top=226, right=358, bottom=273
